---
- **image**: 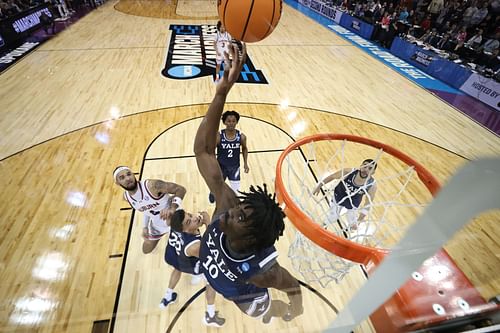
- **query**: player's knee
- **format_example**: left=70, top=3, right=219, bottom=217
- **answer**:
left=142, top=240, right=157, bottom=254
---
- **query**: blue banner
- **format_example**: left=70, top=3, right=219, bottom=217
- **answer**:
left=390, top=37, right=471, bottom=89
left=339, top=14, right=374, bottom=39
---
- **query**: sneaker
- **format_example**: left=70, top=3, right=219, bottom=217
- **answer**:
left=159, top=292, right=177, bottom=309
left=208, top=193, right=215, bottom=204
left=203, top=311, right=225, bottom=327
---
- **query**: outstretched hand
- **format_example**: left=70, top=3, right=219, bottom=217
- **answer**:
left=215, top=41, right=247, bottom=96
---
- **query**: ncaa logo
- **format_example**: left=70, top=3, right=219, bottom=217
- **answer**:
left=162, top=25, right=268, bottom=84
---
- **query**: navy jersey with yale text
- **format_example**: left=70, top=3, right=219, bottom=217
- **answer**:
left=199, top=217, right=278, bottom=303
left=165, top=231, right=201, bottom=275
left=334, top=169, right=375, bottom=209
left=216, top=129, right=241, bottom=167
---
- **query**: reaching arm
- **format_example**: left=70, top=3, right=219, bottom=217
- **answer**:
left=248, top=263, right=303, bottom=320
left=149, top=179, right=186, bottom=200
left=312, top=168, right=353, bottom=195
left=194, top=43, right=247, bottom=213
left=241, top=133, right=249, bottom=173
left=147, top=180, right=186, bottom=220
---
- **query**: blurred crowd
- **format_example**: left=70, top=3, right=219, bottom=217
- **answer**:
left=0, top=0, right=104, bottom=21
left=321, top=0, right=500, bottom=73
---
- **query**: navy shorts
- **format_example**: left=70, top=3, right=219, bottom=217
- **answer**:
left=220, top=164, right=240, bottom=181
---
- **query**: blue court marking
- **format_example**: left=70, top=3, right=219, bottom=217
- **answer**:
left=168, top=65, right=201, bottom=78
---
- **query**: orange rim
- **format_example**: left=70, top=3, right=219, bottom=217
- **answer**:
left=275, top=133, right=441, bottom=267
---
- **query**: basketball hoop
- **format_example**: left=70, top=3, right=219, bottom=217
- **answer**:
left=275, top=133, right=441, bottom=285
left=275, top=134, right=500, bottom=332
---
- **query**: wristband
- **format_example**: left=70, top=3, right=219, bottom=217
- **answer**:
left=172, top=196, right=183, bottom=210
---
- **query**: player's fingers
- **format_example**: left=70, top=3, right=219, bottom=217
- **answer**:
left=240, top=42, right=247, bottom=64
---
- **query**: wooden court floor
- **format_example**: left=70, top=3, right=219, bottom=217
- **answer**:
left=0, top=1, right=499, bottom=332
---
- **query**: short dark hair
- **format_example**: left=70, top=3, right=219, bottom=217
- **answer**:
left=170, top=209, right=185, bottom=233
left=216, top=20, right=222, bottom=31
left=221, top=110, right=240, bottom=123
left=362, top=159, right=378, bottom=170
left=238, top=184, right=285, bottom=250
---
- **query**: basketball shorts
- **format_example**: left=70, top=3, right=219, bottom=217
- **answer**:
left=234, top=290, right=271, bottom=318
left=144, top=215, right=170, bottom=240
left=220, top=164, right=240, bottom=181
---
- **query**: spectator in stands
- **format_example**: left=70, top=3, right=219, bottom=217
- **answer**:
left=465, top=28, right=483, bottom=49
left=470, top=2, right=488, bottom=27
left=436, top=33, right=454, bottom=51
left=427, top=0, right=444, bottom=22
left=462, top=1, right=478, bottom=27
left=399, top=6, right=409, bottom=22
left=416, top=0, right=430, bottom=18
left=39, top=8, right=56, bottom=34
left=477, top=32, right=500, bottom=53
left=378, top=11, right=391, bottom=42
left=420, top=27, right=439, bottom=45
left=420, top=14, right=432, bottom=31
left=453, top=30, right=467, bottom=52
left=435, top=1, right=452, bottom=28
left=438, top=20, right=451, bottom=34
left=476, top=47, right=500, bottom=71
left=406, top=9, right=417, bottom=25
left=8, top=0, right=22, bottom=12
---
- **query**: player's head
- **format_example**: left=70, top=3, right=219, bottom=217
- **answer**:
left=170, top=209, right=204, bottom=233
left=216, top=20, right=225, bottom=33
left=359, top=159, right=377, bottom=178
left=221, top=110, right=240, bottom=130
left=113, top=166, right=137, bottom=191
left=220, top=184, right=285, bottom=252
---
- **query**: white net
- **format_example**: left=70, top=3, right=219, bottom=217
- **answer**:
left=279, top=136, right=435, bottom=287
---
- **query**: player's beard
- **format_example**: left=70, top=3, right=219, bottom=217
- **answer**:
left=359, top=171, right=368, bottom=179
left=122, top=179, right=138, bottom=191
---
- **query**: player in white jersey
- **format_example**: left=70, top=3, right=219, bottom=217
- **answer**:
left=113, top=166, right=186, bottom=254
left=214, top=21, right=232, bottom=83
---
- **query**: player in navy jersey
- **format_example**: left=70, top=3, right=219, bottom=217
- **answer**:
left=113, top=166, right=186, bottom=254
left=194, top=43, right=303, bottom=323
left=160, top=210, right=225, bottom=327
left=208, top=110, right=249, bottom=203
left=312, top=159, right=378, bottom=230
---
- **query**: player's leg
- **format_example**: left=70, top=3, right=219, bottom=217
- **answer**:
left=143, top=215, right=169, bottom=253
left=159, top=269, right=181, bottom=308
left=142, top=238, right=161, bottom=254
left=325, top=199, right=341, bottom=228
left=345, top=209, right=358, bottom=230
left=202, top=284, right=225, bottom=327
left=215, top=56, right=222, bottom=82
left=228, top=165, right=241, bottom=194
left=262, top=299, right=290, bottom=324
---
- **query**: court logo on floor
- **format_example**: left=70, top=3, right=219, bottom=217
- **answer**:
left=162, top=25, right=268, bottom=84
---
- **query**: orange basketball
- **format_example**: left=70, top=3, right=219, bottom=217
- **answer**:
left=218, top=0, right=283, bottom=43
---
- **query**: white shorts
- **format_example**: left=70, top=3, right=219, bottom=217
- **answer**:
left=216, top=46, right=229, bottom=65
left=145, top=215, right=170, bottom=240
